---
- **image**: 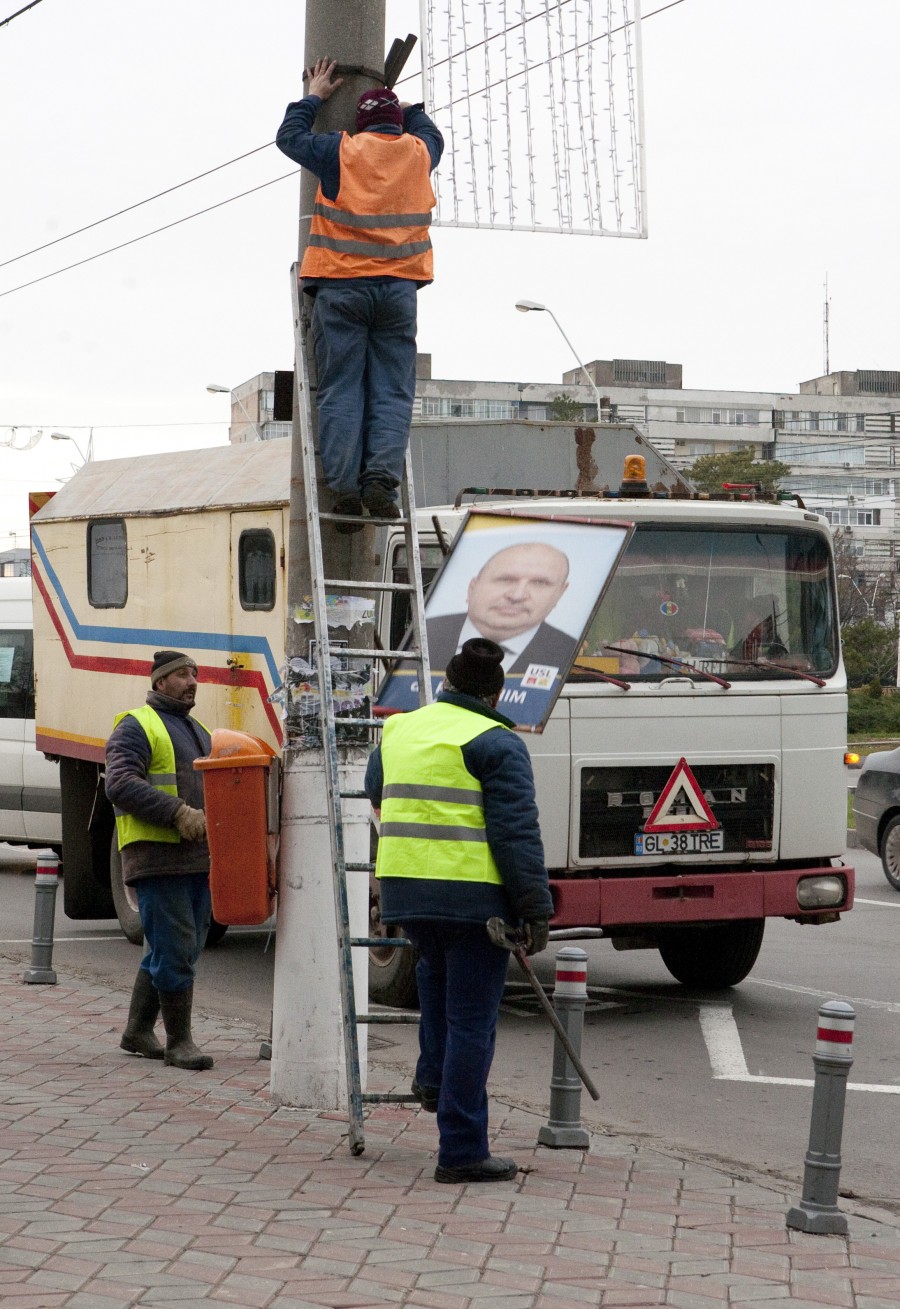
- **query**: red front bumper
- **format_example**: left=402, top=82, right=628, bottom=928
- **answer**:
left=550, top=864, right=855, bottom=929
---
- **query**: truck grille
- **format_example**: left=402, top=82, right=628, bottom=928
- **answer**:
left=579, top=763, right=775, bottom=859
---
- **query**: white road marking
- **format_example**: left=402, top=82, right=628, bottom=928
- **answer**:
left=749, top=977, right=900, bottom=1014
left=0, top=935, right=123, bottom=944
left=699, top=1005, right=900, bottom=1094
left=856, top=896, right=900, bottom=909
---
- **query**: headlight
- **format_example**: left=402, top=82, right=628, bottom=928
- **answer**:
left=797, top=875, right=846, bottom=909
left=844, top=750, right=861, bottom=767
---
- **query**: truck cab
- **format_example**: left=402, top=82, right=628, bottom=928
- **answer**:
left=374, top=491, right=852, bottom=996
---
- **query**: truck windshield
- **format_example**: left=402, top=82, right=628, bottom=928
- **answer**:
left=574, top=526, right=837, bottom=682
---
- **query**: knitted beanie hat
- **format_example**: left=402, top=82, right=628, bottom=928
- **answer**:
left=151, top=650, right=197, bottom=686
left=355, top=87, right=403, bottom=131
left=446, top=638, right=505, bottom=698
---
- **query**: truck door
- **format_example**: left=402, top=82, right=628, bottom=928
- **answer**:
left=228, top=511, right=285, bottom=743
left=0, top=624, right=32, bottom=840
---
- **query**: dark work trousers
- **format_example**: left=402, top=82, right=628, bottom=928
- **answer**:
left=311, top=279, right=418, bottom=498
left=136, top=873, right=211, bottom=993
left=405, top=920, right=511, bottom=1168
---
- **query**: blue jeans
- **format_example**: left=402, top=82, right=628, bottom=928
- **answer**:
left=405, top=921, right=510, bottom=1168
left=311, top=280, right=418, bottom=497
left=136, top=874, right=211, bottom=993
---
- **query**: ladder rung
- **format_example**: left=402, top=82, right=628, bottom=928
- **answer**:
left=340, top=789, right=369, bottom=799
left=332, top=717, right=381, bottom=727
left=361, top=1092, right=420, bottom=1104
left=350, top=936, right=412, bottom=949
left=345, top=861, right=375, bottom=873
left=322, top=578, right=415, bottom=593
left=357, top=1013, right=421, bottom=1024
left=340, top=646, right=422, bottom=659
left=318, top=511, right=411, bottom=527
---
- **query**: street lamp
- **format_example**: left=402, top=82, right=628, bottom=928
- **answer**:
left=50, top=430, right=92, bottom=466
left=515, top=299, right=603, bottom=421
left=206, top=383, right=261, bottom=442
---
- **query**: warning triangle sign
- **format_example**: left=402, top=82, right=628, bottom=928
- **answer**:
left=644, top=758, right=719, bottom=832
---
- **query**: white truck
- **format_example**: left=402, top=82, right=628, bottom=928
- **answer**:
left=0, top=578, right=61, bottom=851
left=30, top=441, right=854, bottom=999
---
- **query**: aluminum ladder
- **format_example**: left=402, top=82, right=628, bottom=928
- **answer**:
left=291, top=266, right=433, bottom=1155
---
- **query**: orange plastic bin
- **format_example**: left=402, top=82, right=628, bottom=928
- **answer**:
left=194, top=728, right=276, bottom=926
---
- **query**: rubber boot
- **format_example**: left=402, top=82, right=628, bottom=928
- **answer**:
left=120, top=966, right=164, bottom=1059
left=158, top=986, right=214, bottom=1070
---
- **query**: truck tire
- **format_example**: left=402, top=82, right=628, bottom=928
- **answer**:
left=658, top=919, right=765, bottom=989
left=368, top=876, right=418, bottom=1008
left=60, top=757, right=116, bottom=920
left=110, top=833, right=144, bottom=945
left=109, top=833, right=230, bottom=948
left=878, top=813, right=900, bottom=891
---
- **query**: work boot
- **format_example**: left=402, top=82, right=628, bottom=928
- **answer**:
left=361, top=485, right=400, bottom=521
left=120, top=966, right=164, bottom=1059
left=158, top=986, right=214, bottom=1070
left=332, top=492, right=364, bottom=534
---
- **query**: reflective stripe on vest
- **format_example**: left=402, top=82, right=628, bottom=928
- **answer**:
left=112, top=705, right=209, bottom=850
left=375, top=701, right=509, bottom=885
left=300, top=132, right=436, bottom=282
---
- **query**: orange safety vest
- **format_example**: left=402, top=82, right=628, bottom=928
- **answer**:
left=300, top=131, right=436, bottom=283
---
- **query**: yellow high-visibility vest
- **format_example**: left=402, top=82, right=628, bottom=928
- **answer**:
left=375, top=701, right=507, bottom=885
left=111, top=705, right=208, bottom=850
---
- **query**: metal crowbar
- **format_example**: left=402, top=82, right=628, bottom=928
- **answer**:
left=486, top=917, right=600, bottom=1101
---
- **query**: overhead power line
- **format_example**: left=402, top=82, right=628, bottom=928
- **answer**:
left=0, top=143, right=275, bottom=271
left=0, top=0, right=682, bottom=297
left=0, top=0, right=44, bottom=29
left=0, top=170, right=299, bottom=299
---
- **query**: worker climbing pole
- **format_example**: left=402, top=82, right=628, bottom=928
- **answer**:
left=269, top=0, right=442, bottom=1113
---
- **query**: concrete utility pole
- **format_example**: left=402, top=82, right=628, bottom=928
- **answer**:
left=270, top=0, right=386, bottom=1108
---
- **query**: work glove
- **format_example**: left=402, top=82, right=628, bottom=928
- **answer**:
left=173, top=804, right=207, bottom=842
left=523, top=919, right=549, bottom=957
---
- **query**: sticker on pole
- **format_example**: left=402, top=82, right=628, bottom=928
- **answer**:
left=643, top=758, right=718, bottom=833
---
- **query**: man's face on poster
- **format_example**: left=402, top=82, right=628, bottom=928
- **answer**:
left=466, top=542, right=570, bottom=643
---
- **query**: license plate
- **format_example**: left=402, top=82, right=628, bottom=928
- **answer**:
left=635, top=830, right=724, bottom=855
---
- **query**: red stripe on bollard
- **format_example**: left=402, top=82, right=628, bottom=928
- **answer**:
left=556, top=969, right=586, bottom=983
left=817, top=1027, right=853, bottom=1044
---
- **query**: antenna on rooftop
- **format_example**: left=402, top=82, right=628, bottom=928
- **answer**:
left=823, top=273, right=830, bottom=375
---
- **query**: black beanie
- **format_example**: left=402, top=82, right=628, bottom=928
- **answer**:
left=151, top=649, right=196, bottom=686
left=446, top=638, right=505, bottom=698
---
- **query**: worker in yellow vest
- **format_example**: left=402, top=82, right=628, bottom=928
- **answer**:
left=276, top=57, right=443, bottom=532
left=365, top=639, right=553, bottom=1183
left=105, top=651, right=214, bottom=1071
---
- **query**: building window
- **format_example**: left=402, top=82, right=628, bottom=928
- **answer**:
left=87, top=519, right=127, bottom=608
left=238, top=529, right=276, bottom=611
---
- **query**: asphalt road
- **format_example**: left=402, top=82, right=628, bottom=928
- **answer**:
left=1, top=840, right=897, bottom=1215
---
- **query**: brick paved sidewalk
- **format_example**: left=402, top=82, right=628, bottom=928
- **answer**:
left=1, top=963, right=899, bottom=1309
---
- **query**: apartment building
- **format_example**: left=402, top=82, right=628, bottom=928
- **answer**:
left=226, top=360, right=900, bottom=589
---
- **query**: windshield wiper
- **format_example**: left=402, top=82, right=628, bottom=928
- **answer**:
left=568, top=661, right=631, bottom=690
left=601, top=644, right=731, bottom=689
left=722, top=655, right=826, bottom=687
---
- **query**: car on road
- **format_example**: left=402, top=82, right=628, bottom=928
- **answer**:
left=852, top=746, right=900, bottom=891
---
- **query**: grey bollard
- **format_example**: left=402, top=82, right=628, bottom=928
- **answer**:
left=23, top=854, right=61, bottom=985
left=786, top=1000, right=855, bottom=1235
left=538, top=947, right=590, bottom=1149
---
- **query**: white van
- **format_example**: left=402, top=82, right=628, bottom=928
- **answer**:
left=0, top=577, right=61, bottom=847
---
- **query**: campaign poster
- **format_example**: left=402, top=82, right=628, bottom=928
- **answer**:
left=375, top=510, right=633, bottom=731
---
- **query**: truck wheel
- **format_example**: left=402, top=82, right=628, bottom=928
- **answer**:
left=109, top=835, right=229, bottom=947
left=368, top=880, right=418, bottom=1008
left=879, top=814, right=900, bottom=891
left=109, top=834, right=144, bottom=945
left=658, top=919, right=765, bottom=989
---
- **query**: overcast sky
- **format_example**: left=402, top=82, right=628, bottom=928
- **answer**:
left=2, top=0, right=898, bottom=539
